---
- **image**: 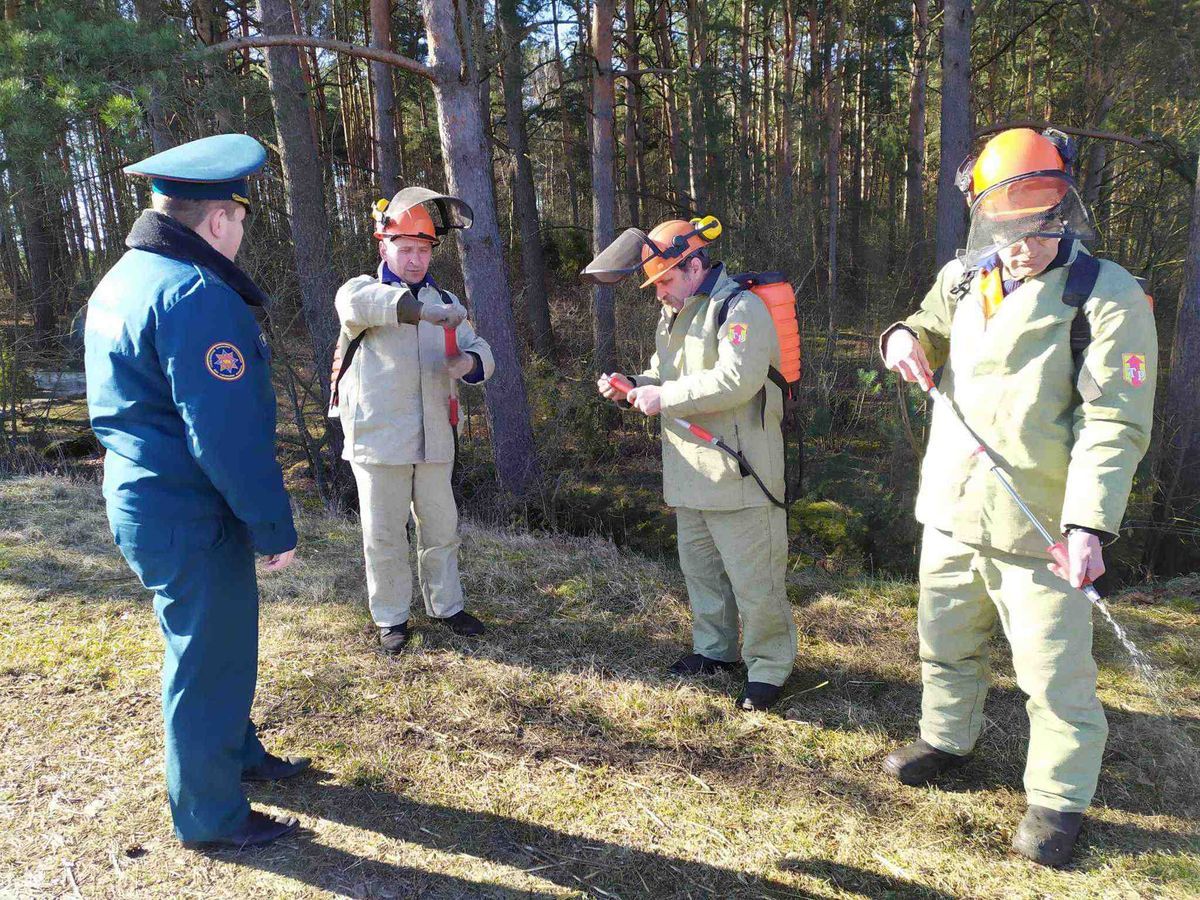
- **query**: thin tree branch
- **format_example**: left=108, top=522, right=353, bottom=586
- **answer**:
left=200, top=34, right=436, bottom=81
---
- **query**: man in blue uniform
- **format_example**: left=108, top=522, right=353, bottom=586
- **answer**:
left=85, top=134, right=309, bottom=848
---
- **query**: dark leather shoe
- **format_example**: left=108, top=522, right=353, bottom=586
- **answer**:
left=1012, top=806, right=1084, bottom=867
left=181, top=810, right=299, bottom=849
left=242, top=753, right=311, bottom=782
left=736, top=681, right=782, bottom=711
left=437, top=610, right=485, bottom=636
left=882, top=738, right=970, bottom=785
left=379, top=622, right=410, bottom=653
left=668, top=653, right=741, bottom=676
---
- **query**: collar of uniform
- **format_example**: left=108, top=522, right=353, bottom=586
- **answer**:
left=125, top=209, right=271, bottom=307
left=378, top=262, right=438, bottom=292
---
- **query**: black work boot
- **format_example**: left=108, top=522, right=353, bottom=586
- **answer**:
left=242, top=753, right=312, bottom=782
left=882, top=738, right=970, bottom=785
left=437, top=610, right=486, bottom=636
left=1012, top=806, right=1084, bottom=867
left=379, top=622, right=410, bottom=653
left=181, top=810, right=300, bottom=849
left=668, top=653, right=741, bottom=677
left=736, top=681, right=782, bottom=712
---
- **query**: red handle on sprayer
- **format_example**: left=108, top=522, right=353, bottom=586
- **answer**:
left=445, top=328, right=460, bottom=427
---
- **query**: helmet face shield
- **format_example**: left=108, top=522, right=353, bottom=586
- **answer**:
left=580, top=228, right=654, bottom=284
left=963, top=171, right=1094, bottom=269
left=380, top=187, right=474, bottom=237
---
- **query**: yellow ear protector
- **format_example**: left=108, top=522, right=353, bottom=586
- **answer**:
left=659, top=215, right=723, bottom=259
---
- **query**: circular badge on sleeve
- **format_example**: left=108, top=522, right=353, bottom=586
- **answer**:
left=205, top=342, right=246, bottom=381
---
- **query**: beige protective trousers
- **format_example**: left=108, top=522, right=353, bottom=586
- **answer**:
left=350, top=461, right=464, bottom=627
left=676, top=504, right=797, bottom=686
left=918, top=526, right=1108, bottom=812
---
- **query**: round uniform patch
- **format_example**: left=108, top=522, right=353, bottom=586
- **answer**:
left=205, top=342, right=247, bottom=381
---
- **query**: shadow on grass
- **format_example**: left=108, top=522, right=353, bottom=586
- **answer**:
left=214, top=772, right=958, bottom=899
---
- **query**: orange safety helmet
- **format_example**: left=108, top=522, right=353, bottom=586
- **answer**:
left=374, top=199, right=439, bottom=244
left=639, top=217, right=721, bottom=288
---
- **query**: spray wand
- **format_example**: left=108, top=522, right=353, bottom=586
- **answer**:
left=925, top=385, right=1102, bottom=600
left=606, top=373, right=785, bottom=509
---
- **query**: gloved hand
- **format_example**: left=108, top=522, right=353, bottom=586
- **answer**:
left=1047, top=529, right=1105, bottom=589
left=420, top=300, right=467, bottom=329
left=446, top=353, right=476, bottom=380
left=883, top=327, right=934, bottom=391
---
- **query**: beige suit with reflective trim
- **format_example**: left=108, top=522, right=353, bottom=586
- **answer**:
left=883, top=243, right=1157, bottom=811
left=630, top=267, right=796, bottom=685
left=334, top=275, right=494, bottom=627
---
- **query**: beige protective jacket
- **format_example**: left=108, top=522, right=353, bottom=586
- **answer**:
left=631, top=266, right=784, bottom=511
left=334, top=275, right=494, bottom=465
left=882, top=243, right=1157, bottom=555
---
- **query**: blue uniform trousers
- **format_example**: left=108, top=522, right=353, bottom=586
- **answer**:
left=112, top=513, right=267, bottom=841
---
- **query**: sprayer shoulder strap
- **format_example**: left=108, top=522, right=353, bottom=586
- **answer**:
left=1062, top=252, right=1101, bottom=375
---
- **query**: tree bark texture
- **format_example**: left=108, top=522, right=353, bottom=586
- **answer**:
left=905, top=0, right=929, bottom=253
left=257, top=0, right=348, bottom=488
left=934, top=0, right=972, bottom=268
left=591, top=0, right=617, bottom=374
left=498, top=0, right=554, bottom=356
left=421, top=0, right=542, bottom=498
left=369, top=0, right=400, bottom=195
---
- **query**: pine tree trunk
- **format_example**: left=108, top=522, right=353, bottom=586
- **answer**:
left=132, top=0, right=178, bottom=151
left=256, top=0, right=350, bottom=499
left=498, top=0, right=554, bottom=355
left=369, top=0, right=400, bottom=195
left=421, top=0, right=542, bottom=498
left=905, top=0, right=929, bottom=256
left=623, top=0, right=642, bottom=228
left=934, top=0, right=972, bottom=268
left=591, top=0, right=617, bottom=374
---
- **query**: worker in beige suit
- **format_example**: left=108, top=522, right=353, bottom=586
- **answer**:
left=331, top=189, right=495, bottom=653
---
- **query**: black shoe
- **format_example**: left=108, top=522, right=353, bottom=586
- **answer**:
left=736, top=681, right=782, bottom=711
left=668, top=653, right=741, bottom=676
left=379, top=622, right=410, bottom=653
left=181, top=810, right=300, bottom=849
left=882, top=738, right=970, bottom=786
left=1012, top=806, right=1084, bottom=867
left=437, top=610, right=486, bottom=636
left=242, top=753, right=312, bottom=782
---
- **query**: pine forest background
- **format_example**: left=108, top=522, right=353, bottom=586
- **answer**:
left=1, top=0, right=1199, bottom=579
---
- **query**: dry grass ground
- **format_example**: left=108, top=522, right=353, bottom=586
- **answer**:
left=1, top=475, right=1198, bottom=899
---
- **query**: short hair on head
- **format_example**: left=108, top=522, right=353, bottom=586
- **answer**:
left=151, top=194, right=244, bottom=230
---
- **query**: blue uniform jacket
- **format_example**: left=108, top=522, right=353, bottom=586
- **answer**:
left=85, top=214, right=296, bottom=555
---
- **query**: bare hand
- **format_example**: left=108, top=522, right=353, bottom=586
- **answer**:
left=421, top=301, right=467, bottom=328
left=262, top=548, right=297, bottom=572
left=446, top=353, right=476, bottom=380
left=1047, top=530, right=1105, bottom=589
left=597, top=372, right=628, bottom=401
left=883, top=328, right=934, bottom=391
left=626, top=385, right=662, bottom=416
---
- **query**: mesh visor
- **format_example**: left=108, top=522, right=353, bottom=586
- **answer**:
left=580, top=228, right=653, bottom=284
left=963, top=172, right=1094, bottom=269
left=387, top=187, right=474, bottom=233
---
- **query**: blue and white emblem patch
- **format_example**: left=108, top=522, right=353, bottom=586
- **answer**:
left=205, top=342, right=246, bottom=381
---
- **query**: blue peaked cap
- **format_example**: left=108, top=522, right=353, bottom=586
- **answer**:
left=125, top=134, right=267, bottom=203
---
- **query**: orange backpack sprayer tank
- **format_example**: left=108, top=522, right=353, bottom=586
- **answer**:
left=728, top=271, right=804, bottom=503
left=736, top=273, right=802, bottom=385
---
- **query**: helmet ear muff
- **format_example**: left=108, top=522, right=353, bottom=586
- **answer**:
left=955, top=155, right=976, bottom=199
left=1040, top=128, right=1078, bottom=177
